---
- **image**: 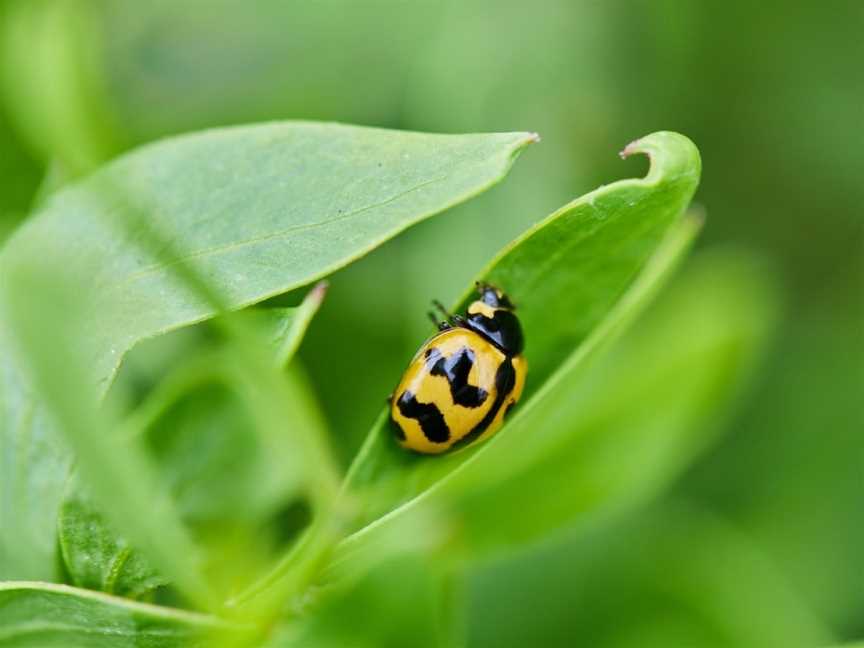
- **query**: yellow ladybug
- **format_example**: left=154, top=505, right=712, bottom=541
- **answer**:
left=390, top=283, right=527, bottom=454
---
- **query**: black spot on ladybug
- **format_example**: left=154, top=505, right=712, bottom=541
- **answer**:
left=426, top=346, right=488, bottom=408
left=396, top=391, right=450, bottom=443
left=451, top=356, right=516, bottom=450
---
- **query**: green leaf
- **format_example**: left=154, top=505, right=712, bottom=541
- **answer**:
left=420, top=247, right=776, bottom=554
left=331, top=215, right=697, bottom=571
left=342, top=131, right=701, bottom=528
left=232, top=131, right=700, bottom=611
left=1, top=270, right=214, bottom=607
left=334, top=244, right=778, bottom=570
left=58, top=293, right=329, bottom=600
left=58, top=481, right=167, bottom=600
left=3, top=122, right=536, bottom=398
left=320, top=250, right=780, bottom=646
left=0, top=581, right=251, bottom=647
left=0, top=122, right=534, bottom=581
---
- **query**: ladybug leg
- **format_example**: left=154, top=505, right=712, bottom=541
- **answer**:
left=432, top=299, right=463, bottom=325
left=433, top=300, right=468, bottom=328
left=431, top=300, right=458, bottom=330
left=428, top=311, right=451, bottom=331
left=432, top=299, right=450, bottom=317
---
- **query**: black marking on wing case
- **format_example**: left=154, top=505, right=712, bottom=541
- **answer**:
left=396, top=391, right=450, bottom=443
left=425, top=347, right=488, bottom=408
left=451, top=356, right=516, bottom=450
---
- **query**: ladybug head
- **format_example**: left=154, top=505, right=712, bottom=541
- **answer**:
left=475, top=282, right=515, bottom=310
left=465, top=282, right=523, bottom=355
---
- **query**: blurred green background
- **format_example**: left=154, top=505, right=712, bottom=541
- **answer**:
left=1, top=1, right=861, bottom=646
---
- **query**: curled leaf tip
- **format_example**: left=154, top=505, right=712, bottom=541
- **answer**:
left=619, top=140, right=640, bottom=160
left=527, top=132, right=542, bottom=143
left=618, top=131, right=701, bottom=188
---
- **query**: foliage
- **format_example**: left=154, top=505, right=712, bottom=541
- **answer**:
left=0, top=122, right=732, bottom=643
left=0, top=1, right=860, bottom=646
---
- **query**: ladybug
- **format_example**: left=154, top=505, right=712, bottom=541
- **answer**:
left=390, top=283, right=527, bottom=454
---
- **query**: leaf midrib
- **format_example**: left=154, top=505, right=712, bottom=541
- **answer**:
left=0, top=582, right=242, bottom=626
left=110, top=175, right=448, bottom=289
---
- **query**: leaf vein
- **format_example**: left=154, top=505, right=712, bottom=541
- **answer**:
left=111, top=175, right=447, bottom=289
